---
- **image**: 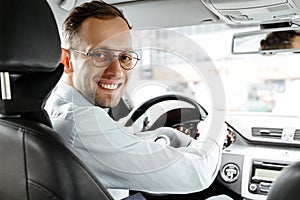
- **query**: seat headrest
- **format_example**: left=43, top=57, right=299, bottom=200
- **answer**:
left=0, top=0, right=63, bottom=124
left=0, top=0, right=61, bottom=72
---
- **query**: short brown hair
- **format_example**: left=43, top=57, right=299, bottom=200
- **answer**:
left=61, top=1, right=131, bottom=49
left=260, top=30, right=300, bottom=50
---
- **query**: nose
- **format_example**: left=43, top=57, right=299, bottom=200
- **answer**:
left=103, top=57, right=124, bottom=76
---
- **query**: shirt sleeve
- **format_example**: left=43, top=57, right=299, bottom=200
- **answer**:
left=66, top=106, right=227, bottom=194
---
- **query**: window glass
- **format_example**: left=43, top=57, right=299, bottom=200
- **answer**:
left=127, top=24, right=300, bottom=116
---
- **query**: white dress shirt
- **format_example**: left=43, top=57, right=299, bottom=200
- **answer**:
left=45, top=81, right=226, bottom=199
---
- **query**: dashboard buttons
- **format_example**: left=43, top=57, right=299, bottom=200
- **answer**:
left=221, top=163, right=240, bottom=183
left=249, top=183, right=257, bottom=192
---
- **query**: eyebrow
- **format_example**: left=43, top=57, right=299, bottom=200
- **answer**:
left=92, top=46, right=133, bottom=51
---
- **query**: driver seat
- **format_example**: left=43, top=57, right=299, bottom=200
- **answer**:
left=0, top=0, right=112, bottom=199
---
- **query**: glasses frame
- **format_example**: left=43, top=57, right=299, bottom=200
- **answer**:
left=70, top=48, right=140, bottom=70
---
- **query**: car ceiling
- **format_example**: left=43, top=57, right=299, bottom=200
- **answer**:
left=47, top=0, right=300, bottom=34
left=47, top=0, right=221, bottom=30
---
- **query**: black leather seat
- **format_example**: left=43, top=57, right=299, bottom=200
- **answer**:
left=0, top=0, right=112, bottom=199
left=267, top=161, right=300, bottom=200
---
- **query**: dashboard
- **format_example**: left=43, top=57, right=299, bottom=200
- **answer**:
left=219, top=112, right=300, bottom=200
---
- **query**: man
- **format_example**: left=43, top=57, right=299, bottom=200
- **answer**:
left=45, top=1, right=226, bottom=199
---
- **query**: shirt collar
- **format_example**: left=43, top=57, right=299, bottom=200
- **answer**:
left=55, top=81, right=94, bottom=107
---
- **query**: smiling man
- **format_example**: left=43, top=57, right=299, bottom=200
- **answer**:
left=45, top=1, right=226, bottom=200
left=62, top=15, right=134, bottom=108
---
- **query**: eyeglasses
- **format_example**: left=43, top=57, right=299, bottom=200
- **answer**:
left=70, top=48, right=140, bottom=70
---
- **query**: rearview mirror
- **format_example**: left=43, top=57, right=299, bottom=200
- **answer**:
left=232, top=27, right=300, bottom=55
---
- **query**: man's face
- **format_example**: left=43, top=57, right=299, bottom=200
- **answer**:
left=292, top=35, right=300, bottom=48
left=69, top=17, right=132, bottom=108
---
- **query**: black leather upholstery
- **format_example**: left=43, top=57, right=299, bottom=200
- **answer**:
left=0, top=0, right=60, bottom=72
left=0, top=0, right=113, bottom=199
left=0, top=118, right=112, bottom=200
left=0, top=0, right=62, bottom=118
left=267, top=161, right=300, bottom=200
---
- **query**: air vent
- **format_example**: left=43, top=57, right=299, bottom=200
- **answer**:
left=252, top=127, right=283, bottom=139
left=294, top=129, right=300, bottom=141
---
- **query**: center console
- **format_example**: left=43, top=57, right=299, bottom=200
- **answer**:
left=248, top=160, right=288, bottom=195
left=219, top=148, right=297, bottom=200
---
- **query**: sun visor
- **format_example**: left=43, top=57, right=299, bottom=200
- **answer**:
left=201, top=0, right=300, bottom=25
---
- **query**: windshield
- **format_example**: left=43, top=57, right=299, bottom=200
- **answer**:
left=126, top=23, right=300, bottom=116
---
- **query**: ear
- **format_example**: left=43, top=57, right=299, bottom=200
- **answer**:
left=61, top=48, right=73, bottom=73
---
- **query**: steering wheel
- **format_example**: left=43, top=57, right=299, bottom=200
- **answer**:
left=124, top=94, right=208, bottom=139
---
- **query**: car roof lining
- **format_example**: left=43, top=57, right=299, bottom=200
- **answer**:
left=47, top=0, right=221, bottom=30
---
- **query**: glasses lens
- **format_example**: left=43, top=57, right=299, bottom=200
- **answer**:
left=91, top=49, right=113, bottom=68
left=90, top=48, right=139, bottom=69
left=119, top=51, right=139, bottom=70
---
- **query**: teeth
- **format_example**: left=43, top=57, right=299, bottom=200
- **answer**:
left=99, top=83, right=118, bottom=90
